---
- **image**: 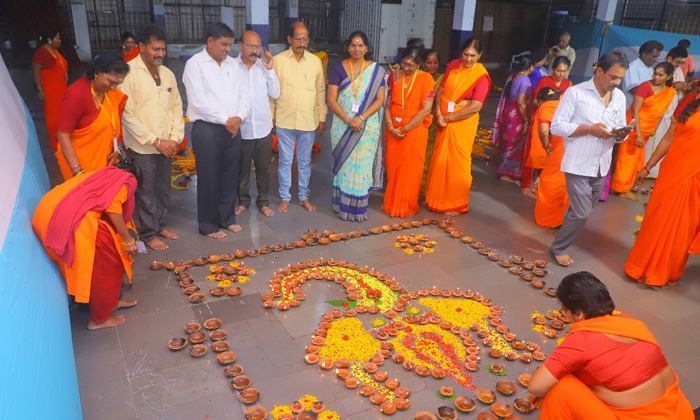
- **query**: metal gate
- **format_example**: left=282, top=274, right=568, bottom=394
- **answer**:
left=83, top=0, right=152, bottom=52
left=621, top=0, right=700, bottom=36
left=164, top=0, right=246, bottom=44
left=340, top=0, right=381, bottom=59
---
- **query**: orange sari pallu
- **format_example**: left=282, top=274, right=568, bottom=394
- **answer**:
left=33, top=45, right=68, bottom=149
left=425, top=63, right=491, bottom=214
left=56, top=87, right=126, bottom=181
left=121, top=46, right=140, bottom=63
left=611, top=85, right=675, bottom=193
left=382, top=71, right=435, bottom=218
left=540, top=315, right=694, bottom=420
left=625, top=109, right=700, bottom=286
left=533, top=100, right=569, bottom=228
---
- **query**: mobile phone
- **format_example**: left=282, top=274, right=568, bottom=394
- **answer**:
left=136, top=240, right=148, bottom=253
left=612, top=124, right=634, bottom=133
left=552, top=47, right=559, bottom=53
left=384, top=56, right=395, bottom=68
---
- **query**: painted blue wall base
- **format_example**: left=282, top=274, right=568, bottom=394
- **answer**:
left=449, top=29, right=472, bottom=61
left=246, top=23, right=270, bottom=48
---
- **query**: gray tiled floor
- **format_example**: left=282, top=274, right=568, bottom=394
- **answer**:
left=9, top=57, right=700, bottom=420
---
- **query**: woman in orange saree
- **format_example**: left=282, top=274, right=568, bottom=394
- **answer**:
left=119, top=31, right=140, bottom=62
left=612, top=62, right=676, bottom=200
left=382, top=46, right=435, bottom=218
left=425, top=38, right=491, bottom=215
left=533, top=89, right=569, bottom=228
left=529, top=272, right=693, bottom=420
left=32, top=164, right=139, bottom=330
left=56, top=52, right=129, bottom=181
left=624, top=96, right=700, bottom=286
left=32, top=29, right=68, bottom=149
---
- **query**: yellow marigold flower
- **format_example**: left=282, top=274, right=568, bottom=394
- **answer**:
left=394, top=242, right=402, bottom=248
left=372, top=318, right=386, bottom=328
left=299, top=395, right=317, bottom=410
left=423, top=247, right=435, bottom=253
left=404, top=248, right=414, bottom=255
left=318, top=318, right=381, bottom=363
left=318, top=410, right=340, bottom=420
left=218, top=280, right=232, bottom=288
left=532, top=325, right=547, bottom=333
left=271, top=406, right=293, bottom=420
left=248, top=268, right=256, bottom=274
left=635, top=215, right=644, bottom=222
left=530, top=310, right=543, bottom=319
left=206, top=275, right=216, bottom=281
left=238, top=276, right=250, bottom=283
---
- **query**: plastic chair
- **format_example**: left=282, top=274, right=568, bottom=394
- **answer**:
left=510, top=51, right=532, bottom=71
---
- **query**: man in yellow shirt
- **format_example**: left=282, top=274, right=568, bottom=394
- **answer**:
left=120, top=25, right=184, bottom=250
left=271, top=22, right=327, bottom=213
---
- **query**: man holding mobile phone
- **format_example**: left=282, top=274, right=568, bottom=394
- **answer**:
left=548, top=52, right=629, bottom=266
left=537, top=33, right=576, bottom=77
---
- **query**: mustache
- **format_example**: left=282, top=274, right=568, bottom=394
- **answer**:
left=249, top=53, right=259, bottom=58
left=153, top=56, right=164, bottom=60
left=296, top=46, right=306, bottom=50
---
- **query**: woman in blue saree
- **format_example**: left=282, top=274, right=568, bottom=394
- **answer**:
left=327, top=31, right=387, bottom=221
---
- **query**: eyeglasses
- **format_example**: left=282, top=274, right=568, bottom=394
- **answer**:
left=243, top=43, right=261, bottom=51
left=292, top=37, right=310, bottom=44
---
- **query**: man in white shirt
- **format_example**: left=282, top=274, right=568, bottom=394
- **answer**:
left=549, top=52, right=630, bottom=266
left=234, top=31, right=280, bottom=218
left=121, top=25, right=184, bottom=251
left=621, top=40, right=663, bottom=107
left=182, top=22, right=251, bottom=238
left=537, top=32, right=576, bottom=77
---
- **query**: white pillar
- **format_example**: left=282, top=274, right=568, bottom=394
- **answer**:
left=71, top=2, right=91, bottom=57
left=597, top=0, right=618, bottom=22
left=246, top=0, right=270, bottom=47
left=285, top=0, right=299, bottom=30
left=221, top=7, right=235, bottom=32
left=450, top=0, right=476, bottom=59
left=151, top=0, right=165, bottom=27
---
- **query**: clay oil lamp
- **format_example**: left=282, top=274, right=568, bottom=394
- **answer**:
left=369, top=393, right=385, bottom=405
left=224, top=364, right=244, bottom=377
left=167, top=337, right=187, bottom=351
left=239, top=388, right=260, bottom=404
left=467, top=354, right=481, bottom=363
left=450, top=230, right=462, bottom=238
left=437, top=406, right=458, bottom=420
left=394, top=386, right=410, bottom=398
left=234, top=250, right=247, bottom=258
left=370, top=227, right=383, bottom=234
left=511, top=255, right=525, bottom=264
left=439, top=386, right=454, bottom=398
left=489, top=363, right=504, bottom=374
left=415, top=411, right=437, bottom=420
left=415, top=365, right=430, bottom=376
left=336, top=368, right=352, bottom=379
left=545, top=287, right=558, bottom=297
left=471, top=241, right=484, bottom=249
left=518, top=373, right=532, bottom=387
left=513, top=397, right=536, bottom=414
left=176, top=271, right=192, bottom=280
left=311, top=401, right=326, bottom=413
left=550, top=319, right=565, bottom=330
left=304, top=354, right=319, bottom=364
left=319, top=359, right=333, bottom=370
left=488, top=253, right=501, bottom=261
left=491, top=402, right=513, bottom=418
left=345, top=377, right=359, bottom=389
left=232, top=375, right=251, bottom=390
left=179, top=278, right=195, bottom=288
left=385, top=378, right=400, bottom=390
left=222, top=253, right=235, bottom=261
left=479, top=247, right=492, bottom=255
left=227, top=287, right=242, bottom=297
left=521, top=273, right=535, bottom=282
left=262, top=300, right=275, bottom=309
left=336, top=358, right=351, bottom=368
left=304, top=345, right=319, bottom=354
left=380, top=402, right=397, bottom=415
left=188, top=331, right=207, bottom=344
left=522, top=261, right=535, bottom=270
left=392, top=353, right=405, bottom=363
left=189, top=344, right=207, bottom=357
left=217, top=351, right=237, bottom=365
left=184, top=322, right=201, bottom=334
left=478, top=330, right=490, bottom=339
left=499, top=259, right=513, bottom=267
left=247, top=249, right=260, bottom=257
left=340, top=233, right=351, bottom=240
left=189, top=293, right=206, bottom=303
left=203, top=318, right=222, bottom=329
left=534, top=259, right=548, bottom=268
left=210, top=329, right=227, bottom=341
left=477, top=413, right=498, bottom=420
left=358, top=385, right=374, bottom=396
left=193, top=257, right=207, bottom=266
left=244, top=405, right=266, bottom=420
left=496, top=380, right=517, bottom=395
left=210, top=287, right=226, bottom=297
left=184, top=286, right=200, bottom=295
left=504, top=332, right=517, bottom=341
left=367, top=305, right=380, bottom=314
left=212, top=341, right=230, bottom=352
left=455, top=396, right=476, bottom=412
left=504, top=351, right=518, bottom=361
left=496, top=324, right=509, bottom=333
left=373, top=370, right=388, bottom=382
left=520, top=353, right=533, bottom=363
left=510, top=266, right=524, bottom=275
left=379, top=349, right=392, bottom=358
left=533, top=351, right=547, bottom=361
left=271, top=244, right=284, bottom=251
left=207, top=254, right=222, bottom=264
left=544, top=328, right=558, bottom=339
left=290, top=401, right=304, bottom=413
left=151, top=261, right=165, bottom=270
left=532, top=315, right=547, bottom=325
left=277, top=302, right=290, bottom=311
left=475, top=387, right=496, bottom=404
left=465, top=361, right=479, bottom=372
left=489, top=349, right=502, bottom=359
left=532, top=269, right=547, bottom=279
left=461, top=236, right=474, bottom=244
left=403, top=360, right=416, bottom=370
left=527, top=342, right=541, bottom=352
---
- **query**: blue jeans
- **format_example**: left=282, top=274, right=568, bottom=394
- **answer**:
left=276, top=127, right=315, bottom=201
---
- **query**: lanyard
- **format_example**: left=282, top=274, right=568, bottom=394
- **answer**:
left=349, top=59, right=365, bottom=97
left=451, top=63, right=474, bottom=101
left=44, top=45, right=68, bottom=80
left=401, top=70, right=419, bottom=109
left=91, top=86, right=117, bottom=139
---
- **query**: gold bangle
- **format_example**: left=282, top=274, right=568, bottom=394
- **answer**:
left=123, top=237, right=135, bottom=246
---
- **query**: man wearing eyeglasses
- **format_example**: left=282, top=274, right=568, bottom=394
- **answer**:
left=270, top=22, right=327, bottom=213
left=234, top=30, right=280, bottom=218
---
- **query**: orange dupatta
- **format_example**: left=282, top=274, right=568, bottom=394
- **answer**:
left=121, top=46, right=140, bottom=63
left=540, top=314, right=694, bottom=420
left=36, top=45, right=68, bottom=149
left=31, top=173, right=133, bottom=303
left=525, top=100, right=559, bottom=169
left=425, top=63, right=491, bottom=214
left=56, top=88, right=126, bottom=181
left=625, top=110, right=700, bottom=286
left=382, top=71, right=435, bottom=218
left=611, top=85, right=676, bottom=193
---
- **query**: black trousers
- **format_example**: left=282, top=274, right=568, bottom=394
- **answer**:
left=191, top=120, right=242, bottom=234
left=238, top=132, right=273, bottom=209
left=128, top=149, right=172, bottom=242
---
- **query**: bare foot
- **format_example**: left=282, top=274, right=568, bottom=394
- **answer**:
left=146, top=237, right=169, bottom=250
left=444, top=211, right=460, bottom=216
left=619, top=191, right=641, bottom=201
left=554, top=254, right=574, bottom=266
left=115, top=299, right=137, bottom=309
left=277, top=200, right=289, bottom=213
left=522, top=188, right=535, bottom=197
left=87, top=315, right=125, bottom=330
left=206, top=231, right=227, bottom=239
left=227, top=224, right=242, bottom=233
left=500, top=176, right=519, bottom=184
left=299, top=199, right=317, bottom=212
left=159, top=229, right=178, bottom=240
left=260, top=206, right=275, bottom=217
left=235, top=205, right=247, bottom=216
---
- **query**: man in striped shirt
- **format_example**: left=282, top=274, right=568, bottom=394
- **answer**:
left=549, top=52, right=631, bottom=266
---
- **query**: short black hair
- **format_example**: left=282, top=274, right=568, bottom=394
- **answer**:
left=205, top=22, right=234, bottom=42
left=552, top=55, right=571, bottom=70
left=402, top=45, right=423, bottom=65
left=667, top=46, right=688, bottom=59
left=406, top=38, right=425, bottom=51
left=39, top=29, right=59, bottom=46
left=639, top=40, right=663, bottom=56
left=537, top=87, right=560, bottom=102
left=287, top=22, right=308, bottom=39
left=138, top=25, right=167, bottom=46
left=556, top=271, right=616, bottom=319
left=121, top=31, right=136, bottom=42
left=597, top=51, right=627, bottom=73
left=424, top=49, right=440, bottom=62
left=678, top=39, right=691, bottom=49
left=655, top=61, right=676, bottom=87
left=116, top=157, right=141, bottom=181
left=460, top=38, right=483, bottom=54
left=85, top=52, right=130, bottom=79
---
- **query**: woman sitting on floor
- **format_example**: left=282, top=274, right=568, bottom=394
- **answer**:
left=528, top=271, right=693, bottom=420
